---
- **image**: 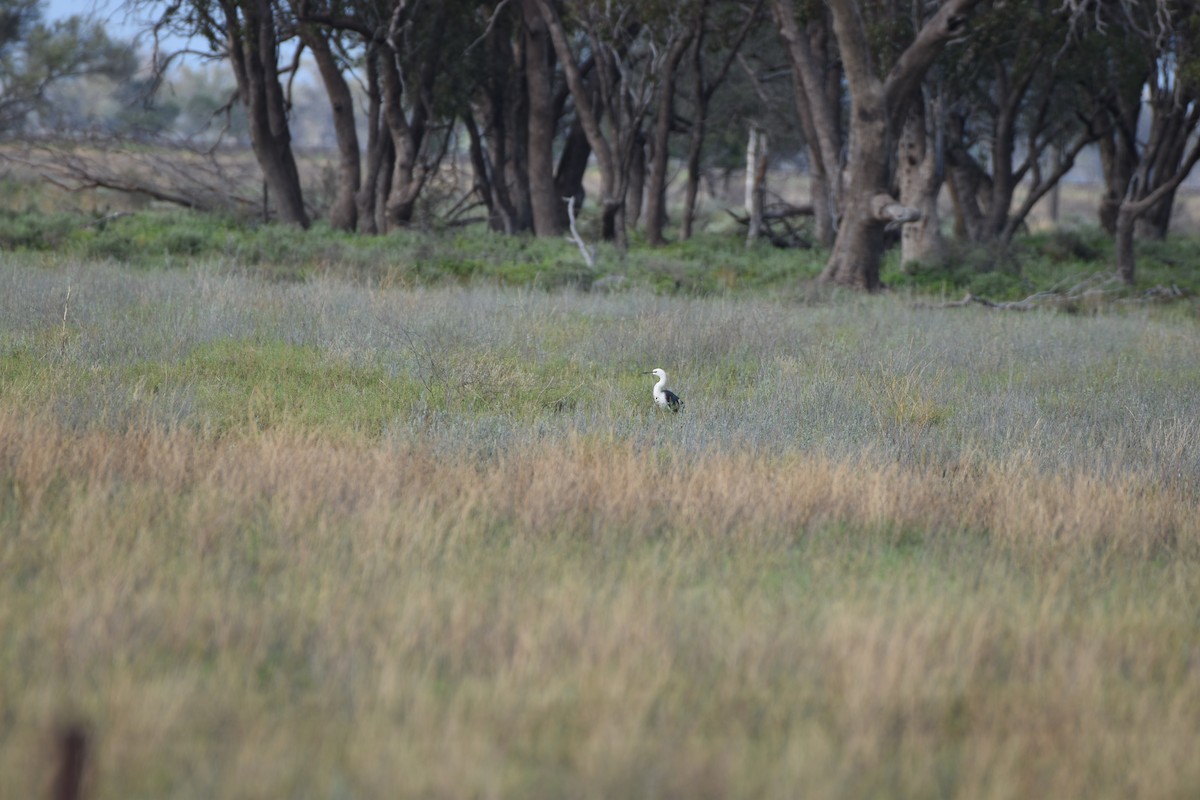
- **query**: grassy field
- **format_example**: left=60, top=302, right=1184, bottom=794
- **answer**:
left=2, top=243, right=1199, bottom=799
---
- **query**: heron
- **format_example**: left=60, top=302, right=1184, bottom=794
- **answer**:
left=645, top=368, right=684, bottom=413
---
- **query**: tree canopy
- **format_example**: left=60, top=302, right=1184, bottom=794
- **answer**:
left=9, top=0, right=1200, bottom=288
left=0, top=0, right=134, bottom=133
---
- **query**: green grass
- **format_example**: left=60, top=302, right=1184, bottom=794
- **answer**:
left=17, top=207, right=1196, bottom=298
left=885, top=227, right=1200, bottom=300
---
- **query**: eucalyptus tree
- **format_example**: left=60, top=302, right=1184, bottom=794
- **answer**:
left=521, top=0, right=561, bottom=236
left=1086, top=21, right=1150, bottom=235
left=464, top=0, right=584, bottom=237
left=372, top=0, right=467, bottom=228
left=463, top=0, right=594, bottom=237
left=286, top=0, right=359, bottom=231
left=145, top=0, right=310, bottom=227
left=642, top=3, right=695, bottom=246
left=1112, top=1, right=1200, bottom=246
left=940, top=1, right=1105, bottom=246
left=294, top=0, right=480, bottom=231
left=677, top=0, right=763, bottom=242
left=771, top=0, right=841, bottom=246
left=895, top=79, right=945, bottom=266
left=815, top=0, right=984, bottom=289
left=1079, top=0, right=1200, bottom=284
left=533, top=0, right=679, bottom=247
left=1, top=0, right=136, bottom=133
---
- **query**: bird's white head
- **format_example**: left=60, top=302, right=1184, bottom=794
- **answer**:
left=646, top=368, right=666, bottom=381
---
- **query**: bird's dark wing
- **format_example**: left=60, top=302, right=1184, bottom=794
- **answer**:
left=664, top=390, right=683, bottom=412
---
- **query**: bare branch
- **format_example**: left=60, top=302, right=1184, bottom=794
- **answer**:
left=564, top=196, right=596, bottom=268
left=464, top=0, right=514, bottom=55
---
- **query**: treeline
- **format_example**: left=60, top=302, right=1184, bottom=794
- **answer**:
left=70, top=2, right=1200, bottom=286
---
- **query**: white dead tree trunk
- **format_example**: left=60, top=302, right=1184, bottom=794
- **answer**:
left=745, top=124, right=769, bottom=245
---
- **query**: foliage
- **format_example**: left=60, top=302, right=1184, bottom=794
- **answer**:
left=0, top=0, right=135, bottom=133
left=5, top=205, right=1200, bottom=302
left=0, top=208, right=834, bottom=290
left=886, top=226, right=1200, bottom=300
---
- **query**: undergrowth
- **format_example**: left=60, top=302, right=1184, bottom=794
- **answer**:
left=4, top=208, right=1198, bottom=299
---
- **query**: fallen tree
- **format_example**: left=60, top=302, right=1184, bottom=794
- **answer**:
left=3, top=136, right=268, bottom=216
left=921, top=272, right=1187, bottom=311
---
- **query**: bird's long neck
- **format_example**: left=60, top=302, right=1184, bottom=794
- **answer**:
left=654, top=374, right=667, bottom=393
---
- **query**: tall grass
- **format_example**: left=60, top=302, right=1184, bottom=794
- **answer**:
left=2, top=258, right=1199, bottom=798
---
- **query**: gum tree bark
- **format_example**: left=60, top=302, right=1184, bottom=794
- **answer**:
left=533, top=0, right=660, bottom=247
left=819, top=0, right=982, bottom=289
left=626, top=132, right=646, bottom=229
left=221, top=0, right=310, bottom=228
left=533, top=0, right=622, bottom=242
left=897, top=99, right=943, bottom=267
left=771, top=0, right=841, bottom=246
left=299, top=24, right=359, bottom=231
left=521, top=0, right=562, bottom=236
left=645, top=25, right=693, bottom=246
left=379, top=5, right=448, bottom=229
left=466, top=10, right=522, bottom=234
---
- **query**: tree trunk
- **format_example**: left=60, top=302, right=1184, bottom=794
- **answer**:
left=626, top=132, right=646, bottom=230
left=980, top=63, right=1020, bottom=241
left=534, top=0, right=624, bottom=246
left=645, top=29, right=692, bottom=246
left=465, top=3, right=525, bottom=234
left=1115, top=203, right=1137, bottom=285
left=819, top=0, right=891, bottom=288
left=823, top=196, right=888, bottom=288
left=1097, top=81, right=1141, bottom=234
left=1047, top=143, right=1061, bottom=225
left=680, top=104, right=704, bottom=239
left=819, top=0, right=978, bottom=289
left=554, top=121, right=592, bottom=224
left=522, top=0, right=562, bottom=236
left=772, top=0, right=841, bottom=246
left=820, top=94, right=892, bottom=289
left=302, top=26, right=359, bottom=232
left=356, top=47, right=385, bottom=234
left=999, top=128, right=1097, bottom=244
left=897, top=100, right=943, bottom=268
left=374, top=136, right=395, bottom=234
left=1136, top=191, right=1174, bottom=240
left=379, top=45, right=423, bottom=228
left=745, top=125, right=768, bottom=245
left=379, top=6, right=447, bottom=229
left=506, top=26, right=534, bottom=233
left=222, top=0, right=309, bottom=229
left=465, top=112, right=512, bottom=233
left=680, top=20, right=708, bottom=242
left=679, top=1, right=761, bottom=242
left=1112, top=134, right=1200, bottom=285
left=469, top=86, right=520, bottom=234
left=945, top=113, right=990, bottom=242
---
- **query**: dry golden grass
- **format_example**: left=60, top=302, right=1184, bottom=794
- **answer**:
left=2, top=401, right=1198, bottom=799
left=2, top=258, right=1198, bottom=797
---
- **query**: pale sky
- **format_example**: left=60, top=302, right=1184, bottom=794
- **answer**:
left=45, top=0, right=196, bottom=55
